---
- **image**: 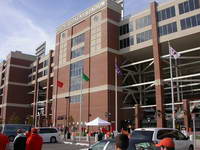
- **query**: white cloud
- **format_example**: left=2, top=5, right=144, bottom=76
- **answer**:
left=0, top=0, right=55, bottom=60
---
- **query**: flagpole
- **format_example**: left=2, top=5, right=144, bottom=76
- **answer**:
left=79, top=73, right=83, bottom=141
left=35, top=83, right=39, bottom=127
left=168, top=42, right=176, bottom=129
left=115, top=57, right=118, bottom=132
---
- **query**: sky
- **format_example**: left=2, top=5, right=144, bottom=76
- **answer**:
left=0, top=0, right=169, bottom=61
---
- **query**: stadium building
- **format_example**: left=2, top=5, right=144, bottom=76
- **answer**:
left=0, top=0, right=200, bottom=131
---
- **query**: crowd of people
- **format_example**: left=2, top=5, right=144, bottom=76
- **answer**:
left=0, top=128, right=43, bottom=150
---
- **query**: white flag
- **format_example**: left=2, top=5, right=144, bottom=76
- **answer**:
left=169, top=46, right=180, bottom=59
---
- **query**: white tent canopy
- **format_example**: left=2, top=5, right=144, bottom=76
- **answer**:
left=86, top=117, right=111, bottom=126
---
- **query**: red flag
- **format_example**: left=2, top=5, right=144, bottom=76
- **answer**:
left=57, top=80, right=64, bottom=88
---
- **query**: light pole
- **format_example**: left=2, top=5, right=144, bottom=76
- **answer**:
left=65, top=96, right=71, bottom=127
left=192, top=113, right=196, bottom=150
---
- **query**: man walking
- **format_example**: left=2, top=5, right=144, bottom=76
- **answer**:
left=13, top=129, right=27, bottom=150
left=26, top=128, right=43, bottom=150
left=0, top=129, right=9, bottom=150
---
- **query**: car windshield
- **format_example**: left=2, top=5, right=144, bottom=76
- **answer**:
left=132, top=131, right=154, bottom=140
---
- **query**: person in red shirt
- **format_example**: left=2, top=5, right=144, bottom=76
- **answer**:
left=25, top=128, right=32, bottom=138
left=0, top=132, right=9, bottom=150
left=26, top=128, right=43, bottom=150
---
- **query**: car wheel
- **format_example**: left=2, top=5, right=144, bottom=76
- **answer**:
left=188, top=145, right=194, bottom=150
left=8, top=136, right=15, bottom=142
left=50, top=137, right=57, bottom=143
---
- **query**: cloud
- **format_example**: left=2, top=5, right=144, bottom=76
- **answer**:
left=0, top=0, right=54, bottom=60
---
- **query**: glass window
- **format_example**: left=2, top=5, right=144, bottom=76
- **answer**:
left=70, top=95, right=81, bottom=103
left=132, top=131, right=154, bottom=140
left=159, top=22, right=177, bottom=36
left=180, top=19, right=186, bottom=30
left=122, top=25, right=127, bottom=35
left=120, top=23, right=133, bottom=36
left=71, top=47, right=84, bottom=59
left=179, top=3, right=184, bottom=15
left=157, top=129, right=178, bottom=139
left=136, top=30, right=152, bottom=43
left=120, top=36, right=134, bottom=49
left=70, top=61, right=83, bottom=91
left=39, top=128, right=51, bottom=134
left=191, top=16, right=197, bottom=26
left=120, top=40, right=123, bottom=49
left=158, top=26, right=163, bottom=36
left=72, top=33, right=85, bottom=47
left=176, top=130, right=187, bottom=140
left=186, top=17, right=192, bottom=28
left=194, top=0, right=200, bottom=9
left=163, top=25, right=167, bottom=35
left=172, top=22, right=177, bottom=32
left=157, top=11, right=162, bottom=21
left=179, top=0, right=200, bottom=14
left=197, top=14, right=200, bottom=25
left=130, top=36, right=134, bottom=46
left=136, top=15, right=151, bottom=29
left=184, top=2, right=190, bottom=13
left=189, top=0, right=195, bottom=11
left=171, top=6, right=176, bottom=17
left=166, top=8, right=171, bottom=19
left=168, top=23, right=172, bottom=33
left=120, top=26, right=123, bottom=35
left=129, top=22, right=134, bottom=32
left=161, top=10, right=166, bottom=20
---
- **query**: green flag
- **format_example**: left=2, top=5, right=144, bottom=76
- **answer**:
left=82, top=73, right=89, bottom=81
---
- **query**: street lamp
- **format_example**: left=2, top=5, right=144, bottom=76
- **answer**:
left=65, top=96, right=71, bottom=127
left=147, top=117, right=151, bottom=128
left=192, top=113, right=196, bottom=150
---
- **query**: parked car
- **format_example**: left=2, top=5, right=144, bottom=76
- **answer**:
left=133, top=128, right=193, bottom=150
left=38, top=127, right=61, bottom=143
left=0, top=124, right=31, bottom=142
left=88, top=138, right=157, bottom=150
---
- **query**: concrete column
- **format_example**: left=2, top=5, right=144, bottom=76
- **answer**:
left=33, top=58, right=39, bottom=126
left=45, top=50, right=53, bottom=126
left=135, top=104, right=141, bottom=128
left=183, top=99, right=190, bottom=132
left=151, top=2, right=165, bottom=127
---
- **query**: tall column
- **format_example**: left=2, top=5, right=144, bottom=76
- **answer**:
left=183, top=99, right=190, bottom=132
left=151, top=2, right=165, bottom=127
left=33, top=58, right=39, bottom=126
left=53, top=33, right=61, bottom=126
left=135, top=104, right=141, bottom=128
left=45, top=50, right=53, bottom=126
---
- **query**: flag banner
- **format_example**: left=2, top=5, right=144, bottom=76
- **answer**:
left=82, top=73, right=89, bottom=81
left=169, top=46, right=180, bottom=59
left=115, top=64, right=123, bottom=76
left=57, top=80, right=64, bottom=88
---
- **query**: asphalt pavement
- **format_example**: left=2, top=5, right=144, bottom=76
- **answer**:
left=43, top=143, right=88, bottom=150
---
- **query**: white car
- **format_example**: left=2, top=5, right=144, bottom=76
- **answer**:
left=132, top=128, right=194, bottom=150
left=38, top=127, right=61, bottom=143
